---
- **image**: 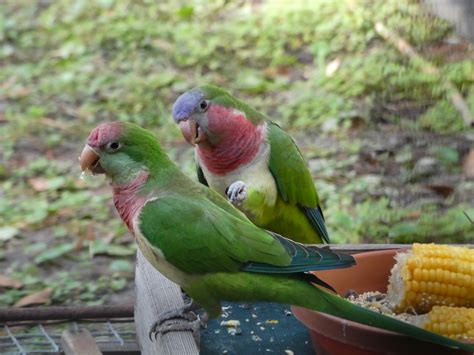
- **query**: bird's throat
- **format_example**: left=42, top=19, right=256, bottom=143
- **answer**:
left=112, top=171, right=149, bottom=233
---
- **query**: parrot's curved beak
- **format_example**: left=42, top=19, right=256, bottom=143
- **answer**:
left=178, top=118, right=206, bottom=146
left=79, top=145, right=104, bottom=174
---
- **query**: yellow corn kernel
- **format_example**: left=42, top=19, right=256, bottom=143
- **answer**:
left=422, top=306, right=474, bottom=340
left=387, top=243, right=474, bottom=313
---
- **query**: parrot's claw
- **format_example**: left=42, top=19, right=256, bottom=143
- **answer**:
left=225, top=181, right=248, bottom=206
left=148, top=301, right=206, bottom=344
left=149, top=311, right=208, bottom=347
left=149, top=313, right=202, bottom=345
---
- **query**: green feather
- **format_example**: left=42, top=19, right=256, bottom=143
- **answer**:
left=138, top=192, right=352, bottom=275
left=267, top=122, right=330, bottom=243
left=198, top=84, right=266, bottom=124
left=300, top=206, right=330, bottom=244
left=196, top=163, right=208, bottom=186
left=267, top=121, right=318, bottom=206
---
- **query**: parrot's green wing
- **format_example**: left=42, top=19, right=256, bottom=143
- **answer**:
left=242, top=232, right=353, bottom=273
left=138, top=194, right=354, bottom=275
left=267, top=122, right=329, bottom=243
left=193, top=149, right=209, bottom=186
left=267, top=122, right=317, bottom=206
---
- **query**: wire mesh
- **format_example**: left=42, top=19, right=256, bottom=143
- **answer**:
left=0, top=319, right=137, bottom=354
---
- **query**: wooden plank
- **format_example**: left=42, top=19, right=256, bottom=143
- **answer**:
left=134, top=249, right=199, bottom=355
left=61, top=328, right=102, bottom=355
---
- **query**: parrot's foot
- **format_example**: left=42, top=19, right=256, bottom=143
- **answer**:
left=149, top=312, right=208, bottom=347
left=149, top=313, right=205, bottom=346
left=148, top=302, right=207, bottom=346
left=225, top=181, right=248, bottom=206
left=148, top=301, right=201, bottom=337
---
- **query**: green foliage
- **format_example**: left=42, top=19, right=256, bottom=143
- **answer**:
left=390, top=206, right=474, bottom=243
left=419, top=100, right=465, bottom=132
left=0, top=0, right=469, bottom=136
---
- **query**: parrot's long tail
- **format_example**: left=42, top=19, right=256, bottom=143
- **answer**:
left=202, top=272, right=474, bottom=351
left=215, top=272, right=472, bottom=352
left=291, top=279, right=474, bottom=352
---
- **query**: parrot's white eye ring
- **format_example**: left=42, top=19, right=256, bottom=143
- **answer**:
left=106, top=141, right=121, bottom=152
left=198, top=100, right=210, bottom=112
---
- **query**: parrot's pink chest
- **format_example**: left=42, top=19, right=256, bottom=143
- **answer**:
left=112, top=171, right=149, bottom=234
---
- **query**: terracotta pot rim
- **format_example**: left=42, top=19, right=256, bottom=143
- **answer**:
left=292, top=305, right=405, bottom=338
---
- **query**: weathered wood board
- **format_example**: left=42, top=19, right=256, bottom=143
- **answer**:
left=135, top=250, right=199, bottom=355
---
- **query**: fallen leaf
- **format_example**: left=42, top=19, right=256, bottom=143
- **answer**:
left=0, top=275, right=22, bottom=289
left=14, top=288, right=52, bottom=307
left=8, top=86, right=31, bottom=98
left=28, top=177, right=50, bottom=191
left=276, top=65, right=290, bottom=76
left=74, top=238, right=84, bottom=251
left=90, top=239, right=135, bottom=257
left=406, top=210, right=421, bottom=219
left=55, top=207, right=75, bottom=218
left=0, top=226, right=19, bottom=242
left=263, top=67, right=278, bottom=77
left=86, top=225, right=95, bottom=241
left=0, top=226, right=19, bottom=241
left=34, top=243, right=75, bottom=264
left=39, top=117, right=70, bottom=130
left=28, top=177, right=65, bottom=191
left=45, top=150, right=55, bottom=160
left=462, top=149, right=474, bottom=178
left=424, top=184, right=454, bottom=198
left=349, top=116, right=366, bottom=131
left=325, top=58, right=341, bottom=76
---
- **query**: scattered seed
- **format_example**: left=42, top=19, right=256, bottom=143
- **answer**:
left=227, top=327, right=242, bottom=335
left=265, top=320, right=279, bottom=324
left=220, top=320, right=241, bottom=327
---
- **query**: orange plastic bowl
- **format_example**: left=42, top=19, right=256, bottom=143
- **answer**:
left=292, top=249, right=472, bottom=355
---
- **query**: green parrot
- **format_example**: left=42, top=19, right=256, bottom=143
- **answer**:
left=79, top=121, right=473, bottom=352
left=172, top=85, right=329, bottom=244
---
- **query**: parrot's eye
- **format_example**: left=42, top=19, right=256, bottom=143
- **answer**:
left=198, top=100, right=209, bottom=112
left=106, top=141, right=121, bottom=152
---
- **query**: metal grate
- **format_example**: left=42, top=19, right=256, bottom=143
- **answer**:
left=0, top=319, right=138, bottom=354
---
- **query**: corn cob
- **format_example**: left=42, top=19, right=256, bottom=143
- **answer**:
left=387, top=243, right=474, bottom=313
left=411, top=306, right=474, bottom=340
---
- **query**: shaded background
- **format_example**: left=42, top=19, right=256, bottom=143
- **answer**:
left=0, top=0, right=473, bottom=308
